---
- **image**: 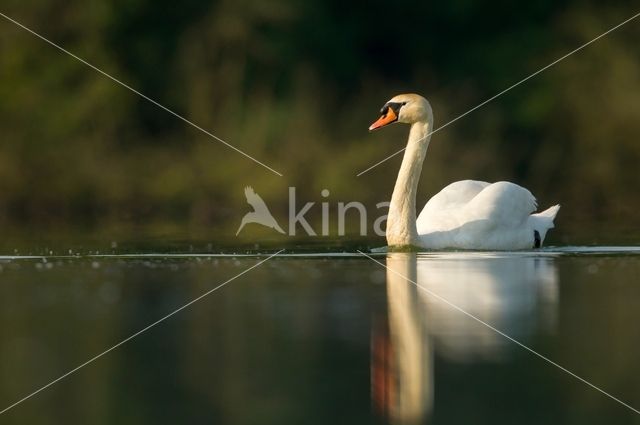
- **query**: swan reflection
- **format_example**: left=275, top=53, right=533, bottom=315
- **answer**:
left=372, top=252, right=558, bottom=423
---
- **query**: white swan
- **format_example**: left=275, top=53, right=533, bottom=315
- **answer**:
left=369, top=93, right=560, bottom=250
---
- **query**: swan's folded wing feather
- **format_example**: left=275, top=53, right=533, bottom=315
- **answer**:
left=420, top=180, right=490, bottom=214
left=417, top=180, right=491, bottom=233
left=464, top=181, right=537, bottom=227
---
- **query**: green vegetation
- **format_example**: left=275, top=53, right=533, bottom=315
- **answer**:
left=0, top=1, right=638, bottom=243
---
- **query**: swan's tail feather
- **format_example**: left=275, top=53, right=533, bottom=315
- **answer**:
left=535, top=204, right=561, bottom=228
left=530, top=204, right=560, bottom=247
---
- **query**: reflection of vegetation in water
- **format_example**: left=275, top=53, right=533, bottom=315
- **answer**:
left=0, top=1, right=639, bottom=242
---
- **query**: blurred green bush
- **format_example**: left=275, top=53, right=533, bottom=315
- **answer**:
left=0, top=0, right=638, bottom=239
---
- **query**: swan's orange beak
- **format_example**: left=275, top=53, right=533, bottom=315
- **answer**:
left=369, top=108, right=397, bottom=131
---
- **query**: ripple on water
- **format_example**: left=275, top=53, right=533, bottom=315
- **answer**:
left=0, top=245, right=639, bottom=261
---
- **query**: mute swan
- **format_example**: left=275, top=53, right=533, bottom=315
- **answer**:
left=369, top=93, right=560, bottom=250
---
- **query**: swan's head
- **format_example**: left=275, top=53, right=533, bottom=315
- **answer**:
left=369, top=93, right=432, bottom=131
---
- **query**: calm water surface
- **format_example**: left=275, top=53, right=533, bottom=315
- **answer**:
left=1, top=247, right=639, bottom=424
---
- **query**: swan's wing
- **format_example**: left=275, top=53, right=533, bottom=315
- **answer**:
left=418, top=180, right=536, bottom=234
left=417, top=180, right=491, bottom=233
left=464, top=181, right=537, bottom=227
left=420, top=180, right=490, bottom=215
left=244, top=186, right=271, bottom=215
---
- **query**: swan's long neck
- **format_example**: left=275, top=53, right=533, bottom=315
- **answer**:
left=386, top=121, right=432, bottom=247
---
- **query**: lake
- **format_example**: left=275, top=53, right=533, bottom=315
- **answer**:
left=1, top=246, right=639, bottom=424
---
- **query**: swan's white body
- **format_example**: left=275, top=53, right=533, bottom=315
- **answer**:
left=416, top=180, right=560, bottom=249
left=371, top=94, right=559, bottom=250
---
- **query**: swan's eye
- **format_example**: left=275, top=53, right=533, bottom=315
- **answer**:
left=401, top=102, right=407, bottom=106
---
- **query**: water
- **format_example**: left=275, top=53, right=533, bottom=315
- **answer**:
left=1, top=247, right=639, bottom=424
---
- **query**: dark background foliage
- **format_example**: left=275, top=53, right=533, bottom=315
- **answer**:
left=1, top=0, right=638, bottom=245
